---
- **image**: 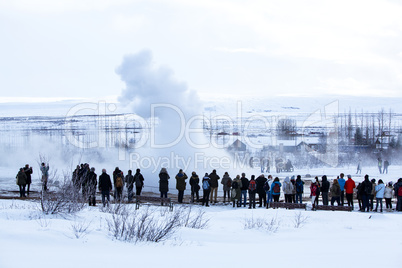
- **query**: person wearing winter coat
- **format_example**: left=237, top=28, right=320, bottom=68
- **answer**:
left=40, top=162, right=49, bottom=191
left=295, top=175, right=304, bottom=204
left=338, top=173, right=346, bottom=206
left=370, top=179, right=376, bottom=211
left=113, top=167, right=124, bottom=202
left=383, top=160, right=390, bottom=174
left=240, top=173, right=249, bottom=207
left=202, top=173, right=211, bottom=207
left=98, top=169, right=112, bottom=207
left=190, top=171, right=200, bottom=203
left=384, top=182, right=393, bottom=211
left=290, top=176, right=296, bottom=203
left=374, top=179, right=385, bottom=212
left=23, top=164, right=33, bottom=196
left=330, top=179, right=341, bottom=206
left=282, top=177, right=294, bottom=203
left=310, top=179, right=319, bottom=210
left=394, top=178, right=402, bottom=211
left=270, top=177, right=282, bottom=202
left=378, top=157, right=382, bottom=174
left=344, top=175, right=356, bottom=210
left=248, top=175, right=257, bottom=209
left=175, top=169, right=187, bottom=203
left=266, top=175, right=273, bottom=207
left=209, top=170, right=220, bottom=204
left=16, top=168, right=27, bottom=197
left=321, top=175, right=330, bottom=206
left=125, top=170, right=135, bottom=202
left=314, top=177, right=321, bottom=207
left=256, top=174, right=267, bottom=207
left=360, top=175, right=372, bottom=212
left=134, top=169, right=145, bottom=196
left=159, top=168, right=170, bottom=200
left=86, top=167, right=97, bottom=206
left=220, top=172, right=232, bottom=203
left=231, top=175, right=242, bottom=207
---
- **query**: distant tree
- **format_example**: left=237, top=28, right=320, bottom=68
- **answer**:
left=276, top=118, right=296, bottom=140
left=354, top=127, right=364, bottom=146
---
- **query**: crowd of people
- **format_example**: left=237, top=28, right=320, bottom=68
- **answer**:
left=14, top=164, right=402, bottom=212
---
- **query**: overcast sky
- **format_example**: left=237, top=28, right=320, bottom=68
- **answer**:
left=1, top=0, right=402, bottom=101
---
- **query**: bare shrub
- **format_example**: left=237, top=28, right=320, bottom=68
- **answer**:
left=70, top=219, right=92, bottom=239
left=179, top=206, right=210, bottom=229
left=40, top=174, right=85, bottom=215
left=243, top=215, right=280, bottom=233
left=293, top=212, right=309, bottom=228
left=106, top=205, right=181, bottom=243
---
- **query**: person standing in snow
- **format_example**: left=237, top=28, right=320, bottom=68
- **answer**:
left=344, top=175, right=356, bottom=210
left=221, top=172, right=232, bottom=203
left=384, top=182, right=393, bottom=212
left=175, top=169, right=187, bottom=203
left=40, top=162, right=49, bottom=191
left=208, top=169, right=220, bottom=204
left=310, top=178, right=319, bottom=210
left=87, top=167, right=97, bottom=206
left=99, top=169, right=112, bottom=207
left=271, top=177, right=282, bottom=203
left=360, top=175, right=372, bottom=212
left=240, top=173, right=249, bottom=207
left=248, top=175, right=257, bottom=209
left=16, top=168, right=27, bottom=198
left=134, top=168, right=144, bottom=196
left=374, top=179, right=385, bottom=212
left=377, top=158, right=382, bottom=174
left=256, top=174, right=267, bottom=207
left=282, top=176, right=293, bottom=203
left=330, top=179, right=341, bottom=206
left=338, top=173, right=346, bottom=206
left=356, top=160, right=362, bottom=174
left=295, top=175, right=304, bottom=204
left=23, top=164, right=33, bottom=196
left=314, top=177, right=321, bottom=207
left=125, top=170, right=135, bottom=202
left=394, top=178, right=402, bottom=211
left=190, top=171, right=200, bottom=203
left=113, top=167, right=124, bottom=202
left=159, top=168, right=170, bottom=202
left=202, top=173, right=211, bottom=207
left=231, top=175, right=242, bottom=207
left=383, top=160, right=390, bottom=174
left=369, top=179, right=376, bottom=211
left=321, top=175, right=330, bottom=206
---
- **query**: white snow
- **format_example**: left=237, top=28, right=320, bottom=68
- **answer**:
left=0, top=197, right=401, bottom=268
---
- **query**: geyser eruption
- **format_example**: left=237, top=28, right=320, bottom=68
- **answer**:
left=117, top=50, right=232, bottom=189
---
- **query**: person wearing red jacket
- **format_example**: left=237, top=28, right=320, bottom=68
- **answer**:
left=344, top=175, right=356, bottom=210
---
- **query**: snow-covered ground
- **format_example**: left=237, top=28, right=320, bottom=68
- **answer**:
left=0, top=197, right=401, bottom=268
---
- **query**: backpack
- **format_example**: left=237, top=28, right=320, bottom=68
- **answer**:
left=263, top=181, right=270, bottom=192
left=296, top=181, right=303, bottom=193
left=115, top=175, right=123, bottom=188
left=226, top=179, right=232, bottom=188
left=273, top=183, right=280, bottom=193
left=398, top=186, right=402, bottom=197
left=248, top=180, right=256, bottom=191
left=202, top=180, right=210, bottom=190
left=232, top=180, right=239, bottom=189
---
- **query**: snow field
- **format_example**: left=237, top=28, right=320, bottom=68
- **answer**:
left=0, top=199, right=401, bottom=268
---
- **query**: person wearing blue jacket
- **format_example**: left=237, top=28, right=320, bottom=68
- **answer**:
left=338, top=173, right=346, bottom=206
left=270, top=177, right=282, bottom=202
left=374, top=179, right=385, bottom=212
